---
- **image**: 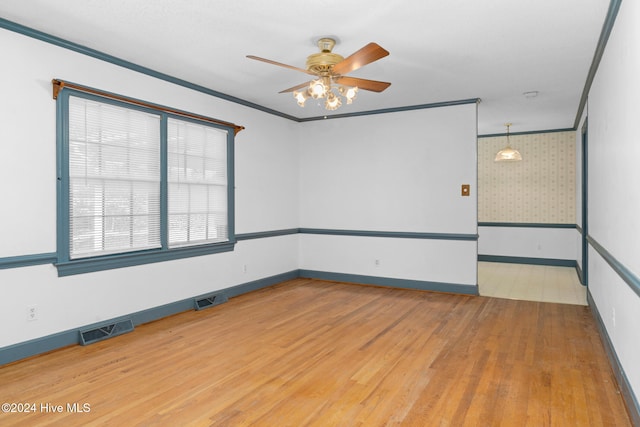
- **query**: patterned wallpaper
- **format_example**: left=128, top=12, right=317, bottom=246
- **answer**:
left=478, top=131, right=576, bottom=223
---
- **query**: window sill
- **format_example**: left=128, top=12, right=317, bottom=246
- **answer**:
left=55, top=241, right=236, bottom=277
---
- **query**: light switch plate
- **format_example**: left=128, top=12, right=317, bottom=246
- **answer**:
left=461, top=184, right=470, bottom=196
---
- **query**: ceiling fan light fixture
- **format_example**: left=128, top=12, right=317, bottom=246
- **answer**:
left=293, top=90, right=309, bottom=107
left=325, top=91, right=342, bottom=110
left=309, top=79, right=327, bottom=99
left=340, top=86, right=358, bottom=104
left=494, top=123, right=523, bottom=162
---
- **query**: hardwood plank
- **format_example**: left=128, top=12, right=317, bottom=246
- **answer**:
left=0, top=279, right=632, bottom=426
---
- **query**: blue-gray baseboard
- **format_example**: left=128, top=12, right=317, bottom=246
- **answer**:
left=478, top=255, right=585, bottom=286
left=0, top=269, right=474, bottom=366
left=478, top=254, right=576, bottom=267
left=587, top=290, right=640, bottom=426
left=299, top=269, right=478, bottom=295
left=0, top=270, right=299, bottom=366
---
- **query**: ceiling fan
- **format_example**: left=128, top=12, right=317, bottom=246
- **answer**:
left=247, top=38, right=391, bottom=111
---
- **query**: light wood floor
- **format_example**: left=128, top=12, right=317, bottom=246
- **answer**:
left=479, top=262, right=587, bottom=305
left=0, top=279, right=631, bottom=426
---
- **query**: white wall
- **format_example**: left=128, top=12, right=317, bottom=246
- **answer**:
left=586, top=0, right=640, bottom=405
left=299, top=235, right=477, bottom=286
left=0, top=28, right=300, bottom=347
left=298, top=106, right=478, bottom=288
left=478, top=226, right=578, bottom=260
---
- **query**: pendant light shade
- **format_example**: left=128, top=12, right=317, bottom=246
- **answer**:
left=495, top=123, right=522, bottom=162
left=494, top=147, right=523, bottom=161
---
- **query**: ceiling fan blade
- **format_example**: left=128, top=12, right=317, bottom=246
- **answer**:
left=332, top=43, right=389, bottom=75
left=246, top=55, right=316, bottom=75
left=333, top=76, right=391, bottom=92
left=279, top=81, right=311, bottom=93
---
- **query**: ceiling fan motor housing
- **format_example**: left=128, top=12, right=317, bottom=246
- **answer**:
left=306, top=38, right=344, bottom=75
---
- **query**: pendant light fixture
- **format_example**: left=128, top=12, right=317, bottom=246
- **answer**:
left=494, top=123, right=522, bottom=162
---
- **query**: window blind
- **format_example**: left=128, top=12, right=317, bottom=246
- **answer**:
left=167, top=118, right=228, bottom=247
left=68, top=96, right=162, bottom=258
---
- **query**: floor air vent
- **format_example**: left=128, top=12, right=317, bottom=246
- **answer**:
left=79, top=318, right=134, bottom=346
left=194, top=292, right=228, bottom=311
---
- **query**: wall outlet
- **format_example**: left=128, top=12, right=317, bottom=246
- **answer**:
left=374, top=259, right=380, bottom=266
left=243, top=264, right=247, bottom=273
left=27, top=305, right=38, bottom=321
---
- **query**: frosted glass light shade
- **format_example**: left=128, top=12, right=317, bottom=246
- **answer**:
left=494, top=146, right=523, bottom=162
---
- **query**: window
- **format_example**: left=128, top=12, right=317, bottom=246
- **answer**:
left=167, top=118, right=229, bottom=247
left=56, top=87, right=237, bottom=276
left=68, top=96, right=162, bottom=258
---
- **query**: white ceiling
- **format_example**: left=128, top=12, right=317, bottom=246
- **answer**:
left=1, top=0, right=610, bottom=134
